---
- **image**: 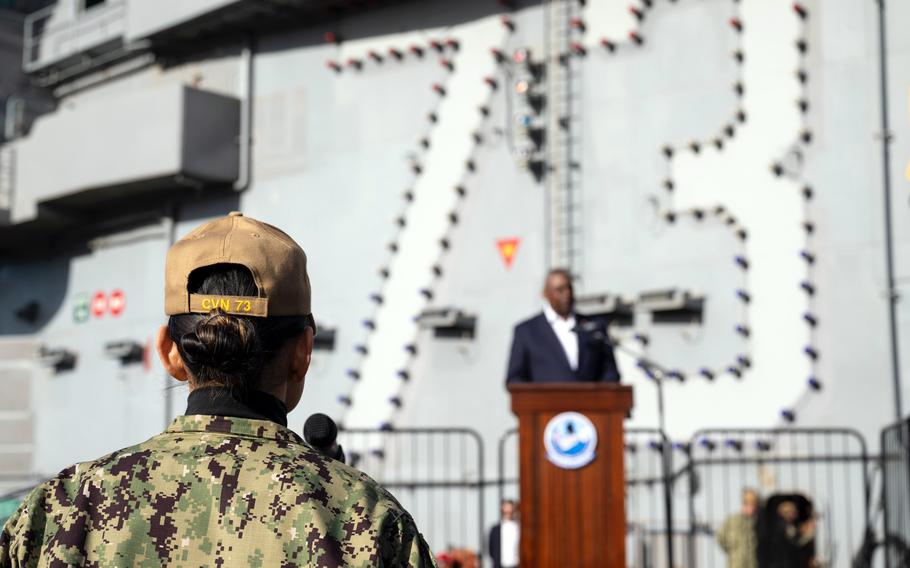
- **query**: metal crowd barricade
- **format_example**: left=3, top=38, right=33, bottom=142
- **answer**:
left=340, top=425, right=879, bottom=566
left=686, top=428, right=870, bottom=568
left=338, top=428, right=485, bottom=559
left=625, top=428, right=682, bottom=568
left=497, top=428, right=519, bottom=508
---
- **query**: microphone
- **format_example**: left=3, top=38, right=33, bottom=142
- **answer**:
left=574, top=319, right=607, bottom=340
left=303, top=413, right=346, bottom=463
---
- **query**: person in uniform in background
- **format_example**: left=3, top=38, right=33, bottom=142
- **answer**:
left=717, top=488, right=760, bottom=568
left=506, top=269, right=620, bottom=383
left=0, top=212, right=435, bottom=567
left=488, top=500, right=519, bottom=568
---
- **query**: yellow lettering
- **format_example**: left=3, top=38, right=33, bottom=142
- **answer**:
left=196, top=296, right=258, bottom=313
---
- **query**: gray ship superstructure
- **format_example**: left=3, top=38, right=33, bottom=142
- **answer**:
left=0, top=0, right=908, bottom=563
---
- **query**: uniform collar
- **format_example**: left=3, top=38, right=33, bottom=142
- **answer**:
left=166, top=414, right=304, bottom=445
left=184, top=386, right=289, bottom=426
left=543, top=303, right=576, bottom=326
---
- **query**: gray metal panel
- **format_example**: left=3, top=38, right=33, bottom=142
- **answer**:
left=0, top=415, right=33, bottom=444
left=0, top=257, right=69, bottom=334
left=26, top=234, right=171, bottom=474
left=10, top=84, right=239, bottom=224
left=0, top=342, right=33, bottom=482
left=123, top=0, right=241, bottom=42
left=0, top=451, right=31, bottom=474
left=181, top=86, right=240, bottom=182
left=0, top=368, right=29, bottom=410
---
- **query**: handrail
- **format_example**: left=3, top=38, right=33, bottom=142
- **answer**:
left=25, top=0, right=123, bottom=38
left=0, top=145, right=15, bottom=213
left=22, top=0, right=126, bottom=71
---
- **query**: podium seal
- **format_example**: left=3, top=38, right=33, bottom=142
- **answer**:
left=543, top=411, right=598, bottom=469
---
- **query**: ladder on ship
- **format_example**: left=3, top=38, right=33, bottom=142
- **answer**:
left=545, top=0, right=584, bottom=275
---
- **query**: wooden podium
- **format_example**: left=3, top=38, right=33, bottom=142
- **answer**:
left=509, top=382, right=634, bottom=567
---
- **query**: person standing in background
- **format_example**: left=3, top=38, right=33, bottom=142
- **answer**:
left=718, top=488, right=760, bottom=568
left=488, top=500, right=520, bottom=568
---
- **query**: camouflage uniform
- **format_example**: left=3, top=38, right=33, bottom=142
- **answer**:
left=717, top=512, right=758, bottom=568
left=0, top=415, right=436, bottom=567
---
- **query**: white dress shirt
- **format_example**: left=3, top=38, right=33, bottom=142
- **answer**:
left=500, top=519, right=520, bottom=568
left=543, top=303, right=579, bottom=371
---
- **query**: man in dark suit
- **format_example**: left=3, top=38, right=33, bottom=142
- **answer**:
left=488, top=499, right=519, bottom=568
left=506, top=269, right=620, bottom=383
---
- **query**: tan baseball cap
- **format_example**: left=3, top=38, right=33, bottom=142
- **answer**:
left=165, top=212, right=311, bottom=317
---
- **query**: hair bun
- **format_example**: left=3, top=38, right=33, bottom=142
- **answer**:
left=179, top=312, right=264, bottom=392
left=178, top=331, right=216, bottom=367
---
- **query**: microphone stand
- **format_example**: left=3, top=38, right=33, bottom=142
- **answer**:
left=586, top=327, right=676, bottom=567
left=587, top=328, right=674, bottom=435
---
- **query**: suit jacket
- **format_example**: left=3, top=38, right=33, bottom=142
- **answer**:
left=488, top=523, right=519, bottom=568
left=506, top=312, right=621, bottom=383
left=488, top=523, right=502, bottom=568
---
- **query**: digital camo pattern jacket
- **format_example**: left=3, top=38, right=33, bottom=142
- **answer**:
left=0, top=415, right=436, bottom=568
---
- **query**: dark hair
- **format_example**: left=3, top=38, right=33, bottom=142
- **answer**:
left=167, top=264, right=311, bottom=396
left=545, top=268, right=573, bottom=283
